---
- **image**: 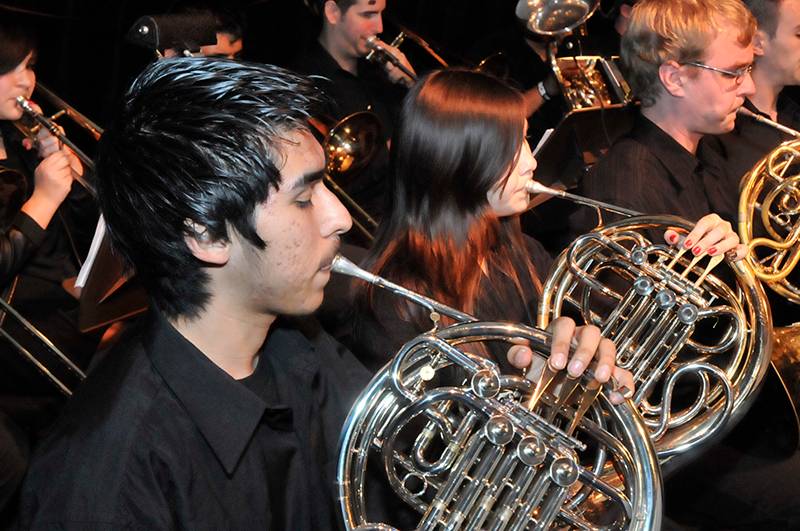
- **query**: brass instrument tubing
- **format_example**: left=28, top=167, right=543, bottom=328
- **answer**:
left=737, top=107, right=800, bottom=138
left=15, top=96, right=97, bottom=196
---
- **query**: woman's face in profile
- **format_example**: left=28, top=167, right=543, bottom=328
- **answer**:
left=486, top=127, right=537, bottom=218
left=0, top=52, right=35, bottom=122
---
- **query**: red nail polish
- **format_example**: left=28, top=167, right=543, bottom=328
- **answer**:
left=708, top=247, right=717, bottom=256
left=684, top=239, right=693, bottom=249
left=669, top=233, right=677, bottom=244
left=692, top=246, right=702, bottom=255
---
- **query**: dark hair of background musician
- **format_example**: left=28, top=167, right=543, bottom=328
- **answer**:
left=743, top=0, right=782, bottom=36
left=362, top=68, right=540, bottom=324
left=0, top=15, right=37, bottom=75
left=95, top=58, right=320, bottom=320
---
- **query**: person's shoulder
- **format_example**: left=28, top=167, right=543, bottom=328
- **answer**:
left=17, top=324, right=188, bottom=528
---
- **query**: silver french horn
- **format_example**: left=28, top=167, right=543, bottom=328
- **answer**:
left=332, top=255, right=662, bottom=530
left=530, top=182, right=773, bottom=473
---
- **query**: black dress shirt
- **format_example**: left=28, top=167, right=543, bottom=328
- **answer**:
left=698, top=93, right=800, bottom=224
left=17, top=310, right=371, bottom=530
left=570, top=113, right=717, bottom=238
left=350, top=235, right=553, bottom=374
left=291, top=40, right=400, bottom=142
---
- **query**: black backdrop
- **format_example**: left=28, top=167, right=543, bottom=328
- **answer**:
left=2, top=0, right=625, bottom=154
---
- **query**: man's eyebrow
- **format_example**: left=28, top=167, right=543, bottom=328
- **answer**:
left=289, top=169, right=325, bottom=191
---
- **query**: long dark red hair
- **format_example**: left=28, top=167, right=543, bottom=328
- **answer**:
left=359, top=68, right=541, bottom=327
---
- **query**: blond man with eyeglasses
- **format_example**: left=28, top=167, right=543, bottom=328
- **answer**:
left=568, top=0, right=800, bottom=528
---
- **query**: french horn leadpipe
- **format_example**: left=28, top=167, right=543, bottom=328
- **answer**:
left=16, top=96, right=96, bottom=196
left=331, top=254, right=475, bottom=324
left=737, top=106, right=800, bottom=138
left=525, top=180, right=642, bottom=217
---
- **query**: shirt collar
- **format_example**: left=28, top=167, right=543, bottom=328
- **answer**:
left=144, top=310, right=271, bottom=475
left=632, top=114, right=700, bottom=189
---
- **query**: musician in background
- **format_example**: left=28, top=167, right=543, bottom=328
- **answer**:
left=0, top=17, right=94, bottom=522
left=698, top=0, right=800, bottom=225
left=572, top=0, right=755, bottom=239
left=291, top=0, right=414, bottom=223
left=570, top=0, right=800, bottom=527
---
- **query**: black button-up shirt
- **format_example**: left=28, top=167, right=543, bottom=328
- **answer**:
left=570, top=113, right=717, bottom=237
left=17, top=310, right=371, bottom=530
left=291, top=40, right=400, bottom=143
left=698, top=94, right=800, bottom=224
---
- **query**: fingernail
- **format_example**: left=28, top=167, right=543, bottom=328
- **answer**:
left=550, top=352, right=567, bottom=370
left=692, top=246, right=702, bottom=256
left=568, top=359, right=584, bottom=376
left=684, top=239, right=693, bottom=249
left=618, top=385, right=634, bottom=399
left=668, top=233, right=677, bottom=244
left=595, top=364, right=611, bottom=382
left=610, top=391, right=625, bottom=404
left=708, top=247, right=717, bottom=256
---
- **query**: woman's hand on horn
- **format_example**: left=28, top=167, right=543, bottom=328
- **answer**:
left=664, top=213, right=747, bottom=261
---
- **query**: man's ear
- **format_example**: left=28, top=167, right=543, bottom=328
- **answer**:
left=658, top=60, right=687, bottom=98
left=753, top=29, right=768, bottom=57
left=183, top=221, right=230, bottom=265
left=323, top=0, right=342, bottom=25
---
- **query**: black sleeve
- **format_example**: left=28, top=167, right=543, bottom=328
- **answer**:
left=0, top=210, right=46, bottom=286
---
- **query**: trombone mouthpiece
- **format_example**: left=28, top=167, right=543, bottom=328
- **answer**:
left=15, top=96, right=33, bottom=113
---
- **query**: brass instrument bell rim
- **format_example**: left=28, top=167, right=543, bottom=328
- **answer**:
left=522, top=0, right=601, bottom=38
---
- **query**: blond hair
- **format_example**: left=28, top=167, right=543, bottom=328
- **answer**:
left=622, top=0, right=756, bottom=106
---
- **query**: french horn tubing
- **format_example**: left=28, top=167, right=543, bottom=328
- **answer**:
left=332, top=255, right=662, bottom=530
left=737, top=107, right=800, bottom=303
left=530, top=182, right=773, bottom=473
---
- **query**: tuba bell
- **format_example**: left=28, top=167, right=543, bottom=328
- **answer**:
left=332, top=255, right=662, bottom=530
left=531, top=183, right=773, bottom=473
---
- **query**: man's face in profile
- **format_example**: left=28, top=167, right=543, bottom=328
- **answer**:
left=221, top=129, right=352, bottom=317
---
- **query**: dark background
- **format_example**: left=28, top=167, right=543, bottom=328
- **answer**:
left=2, top=0, right=625, bottom=146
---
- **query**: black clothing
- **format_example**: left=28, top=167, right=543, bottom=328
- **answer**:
left=18, top=310, right=371, bottom=530
left=350, top=235, right=553, bottom=373
left=292, top=40, right=400, bottom=142
left=698, top=95, right=800, bottom=327
left=568, top=111, right=800, bottom=529
left=291, top=41, right=401, bottom=228
left=571, top=113, right=715, bottom=236
left=0, top=122, right=99, bottom=397
left=698, top=94, right=800, bottom=225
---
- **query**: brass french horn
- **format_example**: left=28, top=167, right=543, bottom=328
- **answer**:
left=530, top=182, right=773, bottom=473
left=333, top=255, right=662, bottom=530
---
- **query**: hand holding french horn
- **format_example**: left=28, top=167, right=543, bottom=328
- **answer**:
left=664, top=213, right=748, bottom=262
left=507, top=317, right=635, bottom=404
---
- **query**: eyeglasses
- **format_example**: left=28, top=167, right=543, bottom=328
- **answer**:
left=682, top=61, right=754, bottom=85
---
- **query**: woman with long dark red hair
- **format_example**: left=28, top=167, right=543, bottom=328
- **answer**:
left=349, top=68, right=742, bottom=380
